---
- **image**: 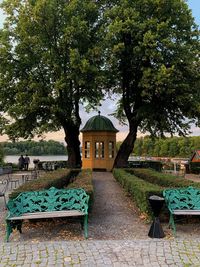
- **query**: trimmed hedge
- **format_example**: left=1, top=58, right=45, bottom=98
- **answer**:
left=113, top=168, right=163, bottom=218
left=67, top=169, right=93, bottom=196
left=9, top=168, right=79, bottom=199
left=67, top=169, right=94, bottom=209
left=127, top=168, right=200, bottom=188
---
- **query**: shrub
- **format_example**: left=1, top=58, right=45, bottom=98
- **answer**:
left=113, top=168, right=163, bottom=218
left=9, top=168, right=79, bottom=199
left=147, top=161, right=163, bottom=172
left=0, top=144, right=5, bottom=165
left=127, top=168, right=199, bottom=188
left=67, top=169, right=94, bottom=209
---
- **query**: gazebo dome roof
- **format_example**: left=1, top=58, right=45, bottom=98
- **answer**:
left=81, top=113, right=118, bottom=133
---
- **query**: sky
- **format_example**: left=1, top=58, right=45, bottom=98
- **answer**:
left=0, top=0, right=199, bottom=143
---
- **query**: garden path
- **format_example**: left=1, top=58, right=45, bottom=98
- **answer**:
left=89, top=172, right=149, bottom=239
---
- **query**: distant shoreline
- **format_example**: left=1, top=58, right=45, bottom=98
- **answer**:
left=5, top=155, right=68, bottom=168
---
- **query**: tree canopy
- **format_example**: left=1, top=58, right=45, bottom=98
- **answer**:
left=0, top=0, right=199, bottom=169
left=104, top=0, right=200, bottom=167
left=119, top=135, right=200, bottom=158
left=0, top=0, right=103, bottom=167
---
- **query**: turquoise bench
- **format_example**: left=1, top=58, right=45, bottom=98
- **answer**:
left=163, top=186, right=200, bottom=236
left=6, top=187, right=89, bottom=242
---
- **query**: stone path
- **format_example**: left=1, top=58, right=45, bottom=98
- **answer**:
left=1, top=240, right=200, bottom=266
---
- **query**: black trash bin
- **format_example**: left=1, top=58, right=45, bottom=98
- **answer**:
left=148, top=195, right=165, bottom=238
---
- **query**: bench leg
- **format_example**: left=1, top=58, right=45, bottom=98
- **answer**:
left=6, top=220, right=12, bottom=242
left=84, top=215, right=88, bottom=239
left=3, top=195, right=7, bottom=209
left=5, top=220, right=23, bottom=242
left=169, top=213, right=176, bottom=236
left=17, top=221, right=23, bottom=234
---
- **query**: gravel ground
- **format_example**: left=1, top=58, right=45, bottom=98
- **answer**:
left=89, top=172, right=149, bottom=239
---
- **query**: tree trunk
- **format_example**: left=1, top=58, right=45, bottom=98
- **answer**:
left=113, top=123, right=138, bottom=168
left=64, top=125, right=81, bottom=168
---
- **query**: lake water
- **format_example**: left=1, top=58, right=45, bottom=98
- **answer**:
left=5, top=155, right=68, bottom=168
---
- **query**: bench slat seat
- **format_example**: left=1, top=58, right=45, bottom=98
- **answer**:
left=172, top=210, right=200, bottom=215
left=163, top=186, right=200, bottom=236
left=7, top=210, right=85, bottom=220
left=6, top=187, right=89, bottom=242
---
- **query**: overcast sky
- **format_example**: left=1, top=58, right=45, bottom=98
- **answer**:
left=0, top=0, right=199, bottom=143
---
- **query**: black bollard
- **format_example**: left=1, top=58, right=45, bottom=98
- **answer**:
left=148, top=195, right=165, bottom=238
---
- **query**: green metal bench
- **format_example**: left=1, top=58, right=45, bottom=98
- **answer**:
left=6, top=187, right=89, bottom=242
left=163, top=186, right=200, bottom=236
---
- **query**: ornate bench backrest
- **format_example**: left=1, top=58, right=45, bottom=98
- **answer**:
left=163, top=186, right=200, bottom=212
left=7, top=187, right=89, bottom=217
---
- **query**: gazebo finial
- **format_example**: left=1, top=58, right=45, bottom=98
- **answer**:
left=98, top=111, right=101, bottom=116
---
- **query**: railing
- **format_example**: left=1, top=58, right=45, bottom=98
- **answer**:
left=128, top=160, right=163, bottom=172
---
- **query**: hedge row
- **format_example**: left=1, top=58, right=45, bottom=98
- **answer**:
left=67, top=169, right=93, bottom=198
left=9, top=168, right=78, bottom=199
left=127, top=168, right=200, bottom=188
left=113, top=168, right=163, bottom=218
left=67, top=169, right=94, bottom=208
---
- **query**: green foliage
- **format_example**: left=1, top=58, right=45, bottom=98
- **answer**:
left=67, top=169, right=93, bottom=195
left=105, top=0, right=200, bottom=134
left=147, top=161, right=163, bottom=172
left=189, top=162, right=200, bottom=174
left=67, top=169, right=94, bottom=209
left=128, top=168, right=200, bottom=188
left=113, top=168, right=162, bottom=218
left=0, top=0, right=199, bottom=169
left=105, top=0, right=200, bottom=167
left=0, top=0, right=102, bottom=136
left=2, top=140, right=67, bottom=155
left=0, top=143, right=5, bottom=164
left=113, top=167, right=200, bottom=219
left=0, top=0, right=103, bottom=167
left=129, top=136, right=200, bottom=158
left=9, top=168, right=77, bottom=199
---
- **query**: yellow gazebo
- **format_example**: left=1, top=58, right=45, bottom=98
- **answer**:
left=81, top=112, right=118, bottom=171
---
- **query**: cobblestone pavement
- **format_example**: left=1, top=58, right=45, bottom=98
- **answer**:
left=1, top=240, right=200, bottom=266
